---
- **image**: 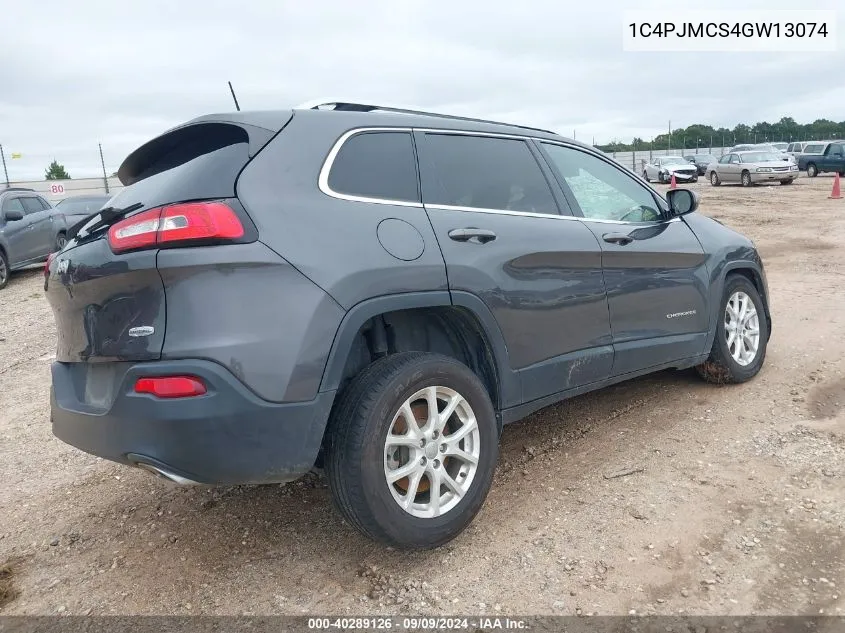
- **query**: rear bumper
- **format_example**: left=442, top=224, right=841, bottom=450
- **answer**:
left=50, top=359, right=336, bottom=485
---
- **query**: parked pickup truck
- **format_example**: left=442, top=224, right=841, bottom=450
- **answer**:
left=798, top=141, right=845, bottom=177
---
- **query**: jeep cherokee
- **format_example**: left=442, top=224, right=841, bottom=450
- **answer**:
left=45, top=102, right=772, bottom=549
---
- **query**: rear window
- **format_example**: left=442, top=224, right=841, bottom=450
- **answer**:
left=326, top=131, right=419, bottom=203
left=418, top=134, right=557, bottom=214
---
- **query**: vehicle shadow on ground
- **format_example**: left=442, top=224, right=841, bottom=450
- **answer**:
left=5, top=267, right=42, bottom=289
left=62, top=367, right=719, bottom=584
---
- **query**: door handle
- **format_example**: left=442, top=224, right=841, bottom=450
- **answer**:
left=448, top=228, right=497, bottom=244
left=602, top=232, right=634, bottom=246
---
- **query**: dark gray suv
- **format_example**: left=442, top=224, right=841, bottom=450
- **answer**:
left=46, top=102, right=771, bottom=548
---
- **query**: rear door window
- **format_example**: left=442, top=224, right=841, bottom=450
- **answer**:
left=20, top=197, right=45, bottom=214
left=417, top=133, right=558, bottom=214
left=327, top=131, right=419, bottom=203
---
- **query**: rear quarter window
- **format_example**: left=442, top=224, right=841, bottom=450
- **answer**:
left=804, top=144, right=824, bottom=154
left=326, top=131, right=419, bottom=203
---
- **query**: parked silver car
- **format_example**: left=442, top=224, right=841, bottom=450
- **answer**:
left=707, top=151, right=799, bottom=187
left=728, top=143, right=793, bottom=163
left=642, top=156, right=698, bottom=183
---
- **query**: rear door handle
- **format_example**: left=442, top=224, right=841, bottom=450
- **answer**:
left=602, top=232, right=634, bottom=246
left=448, top=228, right=497, bottom=244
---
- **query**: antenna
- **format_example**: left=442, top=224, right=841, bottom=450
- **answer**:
left=228, top=81, right=241, bottom=111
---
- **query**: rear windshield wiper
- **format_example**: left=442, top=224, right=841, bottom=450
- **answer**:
left=68, top=202, right=144, bottom=241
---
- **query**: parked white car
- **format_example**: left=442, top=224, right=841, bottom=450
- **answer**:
left=642, top=156, right=699, bottom=184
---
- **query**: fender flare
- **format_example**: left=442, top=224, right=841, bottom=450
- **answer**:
left=703, top=260, right=771, bottom=352
left=318, top=291, right=521, bottom=410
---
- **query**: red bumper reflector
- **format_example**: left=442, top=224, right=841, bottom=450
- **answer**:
left=134, top=376, right=207, bottom=398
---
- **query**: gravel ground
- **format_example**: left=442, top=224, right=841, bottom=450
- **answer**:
left=1, top=175, right=843, bottom=616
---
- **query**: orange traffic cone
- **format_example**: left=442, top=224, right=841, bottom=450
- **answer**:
left=829, top=172, right=842, bottom=199
left=670, top=174, right=677, bottom=189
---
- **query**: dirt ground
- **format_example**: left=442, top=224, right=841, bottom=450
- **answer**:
left=1, top=175, right=843, bottom=617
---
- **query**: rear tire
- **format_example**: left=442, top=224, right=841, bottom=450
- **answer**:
left=697, top=275, right=768, bottom=384
left=807, top=163, right=818, bottom=177
left=325, top=352, right=499, bottom=549
left=710, top=171, right=721, bottom=186
left=55, top=232, right=67, bottom=252
left=0, top=249, right=9, bottom=290
left=741, top=171, right=753, bottom=187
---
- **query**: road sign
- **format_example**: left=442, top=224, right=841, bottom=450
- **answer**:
left=49, top=183, right=65, bottom=195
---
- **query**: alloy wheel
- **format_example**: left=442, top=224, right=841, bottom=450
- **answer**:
left=724, top=291, right=760, bottom=366
left=383, top=386, right=480, bottom=518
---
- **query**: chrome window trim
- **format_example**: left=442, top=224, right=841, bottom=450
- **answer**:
left=425, top=203, right=679, bottom=226
left=319, top=127, right=678, bottom=226
left=317, top=127, right=423, bottom=208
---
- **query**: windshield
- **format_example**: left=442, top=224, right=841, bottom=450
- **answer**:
left=55, top=197, right=110, bottom=214
left=661, top=157, right=688, bottom=165
left=696, top=155, right=717, bottom=162
left=772, top=143, right=788, bottom=150
left=740, top=152, right=781, bottom=163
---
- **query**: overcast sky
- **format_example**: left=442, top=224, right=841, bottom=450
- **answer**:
left=1, top=0, right=843, bottom=180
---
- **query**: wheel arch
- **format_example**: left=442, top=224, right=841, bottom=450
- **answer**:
left=704, top=262, right=772, bottom=352
left=318, top=291, right=519, bottom=413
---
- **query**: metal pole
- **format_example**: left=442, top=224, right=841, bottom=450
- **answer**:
left=98, top=143, right=110, bottom=194
left=0, top=144, right=8, bottom=186
left=668, top=120, right=671, bottom=151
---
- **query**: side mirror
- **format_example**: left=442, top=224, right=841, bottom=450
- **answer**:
left=666, top=188, right=699, bottom=217
left=4, top=209, right=24, bottom=221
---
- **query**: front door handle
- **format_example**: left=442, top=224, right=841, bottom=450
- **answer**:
left=602, top=232, right=634, bottom=246
left=448, top=228, right=497, bottom=244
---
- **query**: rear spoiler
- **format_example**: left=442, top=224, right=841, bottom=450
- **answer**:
left=117, top=111, right=293, bottom=186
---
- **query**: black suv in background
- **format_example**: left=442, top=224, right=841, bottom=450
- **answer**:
left=45, top=103, right=771, bottom=548
left=683, top=154, right=719, bottom=176
left=0, top=187, right=68, bottom=289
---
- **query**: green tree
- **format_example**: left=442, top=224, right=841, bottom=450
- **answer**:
left=596, top=117, right=845, bottom=153
left=45, top=160, right=71, bottom=180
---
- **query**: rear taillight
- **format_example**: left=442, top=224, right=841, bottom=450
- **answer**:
left=108, top=201, right=244, bottom=253
left=134, top=376, right=207, bottom=398
left=45, top=252, right=56, bottom=277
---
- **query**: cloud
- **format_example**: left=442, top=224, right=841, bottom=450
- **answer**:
left=1, top=0, right=843, bottom=179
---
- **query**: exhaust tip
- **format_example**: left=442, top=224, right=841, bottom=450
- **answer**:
left=131, top=459, right=200, bottom=486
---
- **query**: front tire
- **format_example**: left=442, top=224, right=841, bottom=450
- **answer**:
left=325, top=352, right=499, bottom=549
left=55, top=232, right=67, bottom=252
left=642, top=171, right=650, bottom=183
left=697, top=275, right=768, bottom=384
left=780, top=179, right=793, bottom=185
left=710, top=171, right=721, bottom=186
left=741, top=171, right=753, bottom=187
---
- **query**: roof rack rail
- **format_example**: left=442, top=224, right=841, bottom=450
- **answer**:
left=0, top=186, right=34, bottom=192
left=294, top=100, right=558, bottom=136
